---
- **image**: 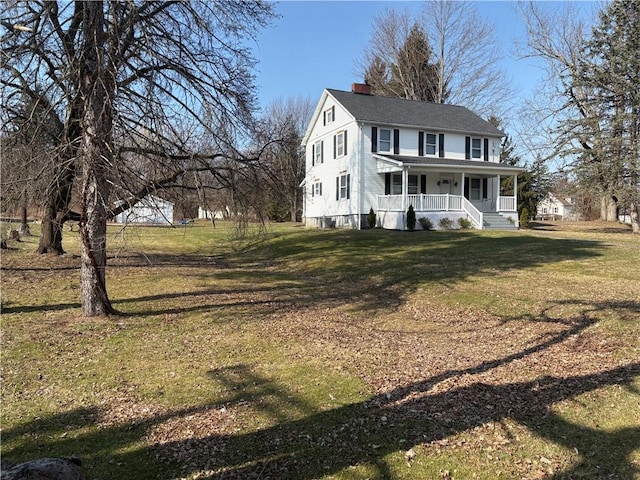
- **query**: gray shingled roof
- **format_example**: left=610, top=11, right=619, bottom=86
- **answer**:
left=327, top=89, right=503, bottom=137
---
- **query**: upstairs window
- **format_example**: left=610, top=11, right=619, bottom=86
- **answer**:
left=334, top=130, right=347, bottom=158
left=379, top=128, right=392, bottom=152
left=323, top=106, right=335, bottom=125
left=313, top=141, right=323, bottom=165
left=472, top=138, right=482, bottom=159
left=425, top=133, right=437, bottom=155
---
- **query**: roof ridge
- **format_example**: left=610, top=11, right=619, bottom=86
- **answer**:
left=326, top=88, right=467, bottom=109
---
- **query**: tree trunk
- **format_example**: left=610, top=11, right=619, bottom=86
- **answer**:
left=36, top=164, right=76, bottom=254
left=600, top=194, right=618, bottom=222
left=630, top=201, right=639, bottom=234
left=79, top=0, right=115, bottom=316
left=37, top=206, right=66, bottom=254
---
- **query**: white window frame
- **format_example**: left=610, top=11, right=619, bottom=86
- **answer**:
left=425, top=133, right=437, bottom=155
left=336, top=131, right=346, bottom=157
left=338, top=174, right=348, bottom=199
left=470, top=178, right=481, bottom=200
left=391, top=173, right=403, bottom=195
left=408, top=174, right=419, bottom=195
left=471, top=138, right=482, bottom=159
left=313, top=181, right=322, bottom=197
left=325, top=107, right=334, bottom=124
left=379, top=128, right=392, bottom=153
left=314, top=141, right=323, bottom=165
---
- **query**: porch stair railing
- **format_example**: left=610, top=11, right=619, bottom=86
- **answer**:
left=461, top=197, right=483, bottom=229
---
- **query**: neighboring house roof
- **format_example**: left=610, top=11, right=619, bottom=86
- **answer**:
left=376, top=154, right=525, bottom=173
left=325, top=88, right=504, bottom=137
left=551, top=194, right=574, bottom=207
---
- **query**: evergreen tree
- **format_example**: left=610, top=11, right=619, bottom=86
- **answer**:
left=364, top=22, right=441, bottom=102
left=573, top=0, right=640, bottom=232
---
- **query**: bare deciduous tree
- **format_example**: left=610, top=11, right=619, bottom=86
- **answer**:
left=424, top=0, right=511, bottom=117
left=256, top=96, right=314, bottom=222
left=1, top=0, right=275, bottom=315
left=358, top=2, right=511, bottom=118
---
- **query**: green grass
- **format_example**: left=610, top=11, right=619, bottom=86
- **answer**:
left=1, top=220, right=639, bottom=479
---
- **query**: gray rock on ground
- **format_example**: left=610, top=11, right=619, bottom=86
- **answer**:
left=0, top=457, right=84, bottom=480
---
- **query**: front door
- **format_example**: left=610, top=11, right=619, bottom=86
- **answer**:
left=439, top=176, right=453, bottom=194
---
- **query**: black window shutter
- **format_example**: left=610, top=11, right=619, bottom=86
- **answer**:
left=420, top=175, right=426, bottom=194
left=346, top=174, right=350, bottom=199
left=484, top=138, right=489, bottom=161
left=371, top=127, right=377, bottom=152
left=336, top=177, right=339, bottom=200
left=439, top=133, right=445, bottom=158
left=312, top=144, right=315, bottom=166
left=319, top=183, right=322, bottom=196
left=385, top=173, right=391, bottom=195
left=331, top=106, right=335, bottom=119
left=464, top=178, right=469, bottom=199
left=333, top=135, right=336, bottom=159
left=465, top=136, right=471, bottom=160
left=344, top=131, right=347, bottom=155
left=482, top=178, right=488, bottom=198
left=311, top=183, right=314, bottom=197
left=393, top=129, right=400, bottom=154
left=418, top=132, right=424, bottom=156
left=323, top=111, right=326, bottom=126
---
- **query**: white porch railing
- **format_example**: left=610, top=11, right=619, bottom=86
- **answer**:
left=462, top=197, right=483, bottom=228
left=378, top=194, right=463, bottom=212
left=499, top=196, right=517, bottom=212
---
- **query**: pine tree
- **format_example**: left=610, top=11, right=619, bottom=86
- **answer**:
left=364, top=23, right=441, bottom=102
left=574, top=0, right=640, bottom=232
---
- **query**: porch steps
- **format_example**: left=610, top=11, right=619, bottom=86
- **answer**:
left=482, top=212, right=517, bottom=230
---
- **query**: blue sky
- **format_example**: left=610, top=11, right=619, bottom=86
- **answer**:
left=252, top=1, right=599, bottom=135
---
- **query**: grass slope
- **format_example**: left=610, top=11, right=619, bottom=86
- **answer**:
left=1, top=220, right=639, bottom=479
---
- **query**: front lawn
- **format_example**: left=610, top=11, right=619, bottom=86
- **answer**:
left=1, top=220, right=638, bottom=479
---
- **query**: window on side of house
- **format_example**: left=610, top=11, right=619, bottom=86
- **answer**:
left=324, top=106, right=335, bottom=125
left=335, top=131, right=347, bottom=157
left=337, top=173, right=350, bottom=199
left=313, top=181, right=322, bottom=197
left=470, top=178, right=481, bottom=200
left=472, top=138, right=482, bottom=159
left=313, top=141, right=323, bottom=165
left=379, top=128, right=392, bottom=152
left=425, top=133, right=437, bottom=155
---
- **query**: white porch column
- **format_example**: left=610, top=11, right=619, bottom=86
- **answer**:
left=513, top=174, right=518, bottom=211
left=497, top=174, right=501, bottom=212
left=402, top=168, right=408, bottom=212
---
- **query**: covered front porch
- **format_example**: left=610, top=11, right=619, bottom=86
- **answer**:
left=374, top=155, right=525, bottom=230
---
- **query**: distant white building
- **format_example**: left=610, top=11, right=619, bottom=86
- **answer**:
left=197, top=206, right=227, bottom=220
left=114, top=195, right=174, bottom=225
left=537, top=193, right=577, bottom=221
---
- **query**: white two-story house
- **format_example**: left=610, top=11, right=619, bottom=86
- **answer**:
left=301, top=84, right=526, bottom=230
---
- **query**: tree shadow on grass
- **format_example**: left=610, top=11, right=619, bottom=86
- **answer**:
left=2, top=230, right=605, bottom=317
left=116, top=231, right=606, bottom=318
left=2, top=304, right=638, bottom=479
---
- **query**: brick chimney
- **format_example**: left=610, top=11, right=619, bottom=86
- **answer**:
left=351, top=83, right=372, bottom=95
